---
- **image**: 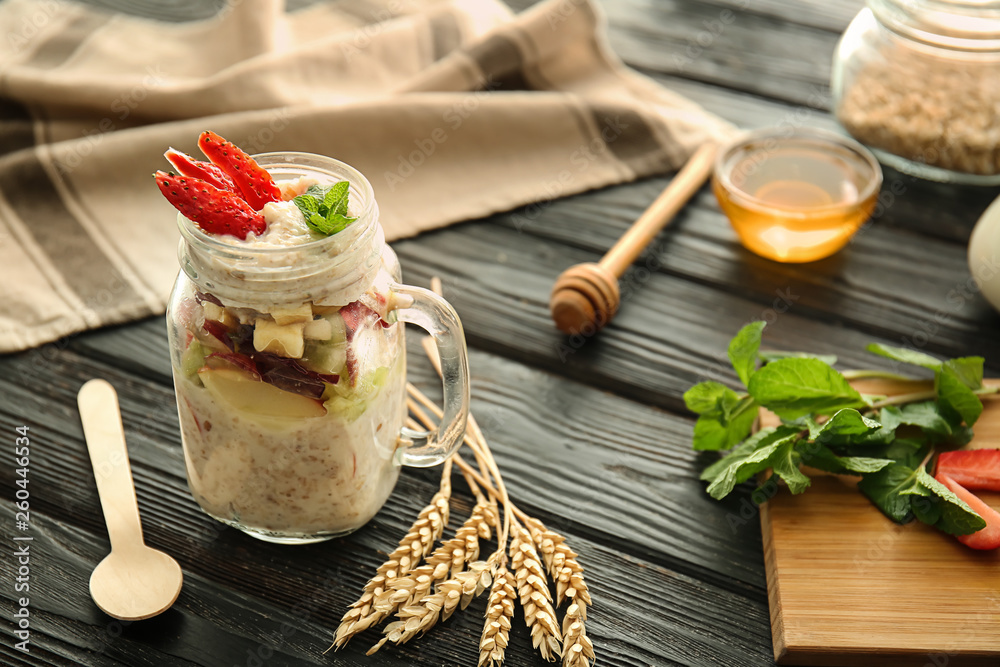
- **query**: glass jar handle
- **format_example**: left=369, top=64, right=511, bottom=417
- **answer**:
left=391, top=283, right=470, bottom=467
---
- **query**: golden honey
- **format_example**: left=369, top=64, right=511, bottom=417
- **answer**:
left=714, top=131, right=881, bottom=263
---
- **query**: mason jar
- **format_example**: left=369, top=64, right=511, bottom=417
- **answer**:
left=165, top=153, right=470, bottom=544
left=831, top=0, right=1000, bottom=184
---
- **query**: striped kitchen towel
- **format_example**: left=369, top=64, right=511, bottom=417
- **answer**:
left=0, top=0, right=733, bottom=353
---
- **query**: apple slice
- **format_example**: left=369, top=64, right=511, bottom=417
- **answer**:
left=198, top=367, right=327, bottom=419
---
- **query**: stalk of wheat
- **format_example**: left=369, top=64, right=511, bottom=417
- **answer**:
left=510, top=524, right=562, bottom=661
left=376, top=501, right=497, bottom=615
left=479, top=564, right=515, bottom=667
left=525, top=518, right=593, bottom=614
left=561, top=603, right=595, bottom=667
left=331, top=473, right=451, bottom=649
left=368, top=559, right=495, bottom=654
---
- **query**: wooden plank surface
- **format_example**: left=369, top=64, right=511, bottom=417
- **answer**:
left=759, top=381, right=1000, bottom=666
left=2, top=0, right=1000, bottom=666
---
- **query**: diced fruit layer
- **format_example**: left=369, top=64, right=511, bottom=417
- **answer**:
left=198, top=367, right=327, bottom=419
left=254, top=318, right=305, bottom=359
left=198, top=131, right=281, bottom=210
left=155, top=171, right=265, bottom=239
left=937, top=449, right=1000, bottom=491
left=936, top=472, right=1000, bottom=550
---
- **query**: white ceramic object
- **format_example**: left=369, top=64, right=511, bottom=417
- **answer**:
left=968, top=195, right=1000, bottom=312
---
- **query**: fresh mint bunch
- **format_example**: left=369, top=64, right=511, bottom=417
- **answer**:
left=685, top=322, right=996, bottom=536
left=293, top=181, right=357, bottom=236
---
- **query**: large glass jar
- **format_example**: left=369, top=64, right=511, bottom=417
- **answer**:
left=831, top=0, right=1000, bottom=184
left=165, top=153, right=469, bottom=544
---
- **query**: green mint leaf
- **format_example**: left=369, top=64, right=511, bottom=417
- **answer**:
left=689, top=384, right=757, bottom=451
left=885, top=401, right=953, bottom=435
left=854, top=438, right=929, bottom=469
left=759, top=350, right=838, bottom=366
left=700, top=425, right=799, bottom=482
left=942, top=357, right=984, bottom=390
left=306, top=212, right=334, bottom=235
left=323, top=212, right=358, bottom=235
left=857, top=462, right=919, bottom=524
left=706, top=432, right=801, bottom=500
left=747, top=358, right=867, bottom=420
left=692, top=399, right=757, bottom=452
left=809, top=408, right=881, bottom=443
left=797, top=442, right=893, bottom=474
left=900, top=468, right=985, bottom=536
left=866, top=343, right=942, bottom=370
left=728, top=321, right=765, bottom=386
left=294, top=181, right=357, bottom=237
left=936, top=367, right=983, bottom=426
left=323, top=181, right=351, bottom=217
left=770, top=438, right=811, bottom=494
left=684, top=382, right=731, bottom=414
left=293, top=193, right=319, bottom=217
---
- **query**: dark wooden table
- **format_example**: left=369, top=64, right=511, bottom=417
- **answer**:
left=3, top=0, right=1000, bottom=665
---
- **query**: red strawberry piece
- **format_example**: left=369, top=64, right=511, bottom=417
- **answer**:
left=165, top=148, right=238, bottom=194
left=936, top=472, right=1000, bottom=550
left=937, top=449, right=1000, bottom=492
left=198, top=131, right=281, bottom=211
left=155, top=171, right=265, bottom=240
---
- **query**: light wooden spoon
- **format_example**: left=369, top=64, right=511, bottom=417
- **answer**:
left=78, top=379, right=183, bottom=621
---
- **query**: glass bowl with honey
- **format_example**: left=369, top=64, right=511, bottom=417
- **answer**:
left=713, top=127, right=882, bottom=263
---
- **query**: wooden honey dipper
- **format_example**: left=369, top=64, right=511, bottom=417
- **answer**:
left=550, top=142, right=717, bottom=335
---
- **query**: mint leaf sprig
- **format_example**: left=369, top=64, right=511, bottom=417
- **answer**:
left=293, top=182, right=358, bottom=236
left=685, top=323, right=997, bottom=537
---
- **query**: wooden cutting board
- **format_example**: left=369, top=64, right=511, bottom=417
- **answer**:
left=759, top=379, right=1000, bottom=667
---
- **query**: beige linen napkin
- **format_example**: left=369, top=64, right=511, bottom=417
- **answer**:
left=0, top=0, right=732, bottom=353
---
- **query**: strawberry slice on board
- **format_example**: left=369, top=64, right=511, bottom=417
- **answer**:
left=155, top=171, right=266, bottom=240
left=165, top=148, right=238, bottom=194
left=936, top=472, right=1000, bottom=550
left=198, top=131, right=281, bottom=211
left=937, top=449, right=1000, bottom=492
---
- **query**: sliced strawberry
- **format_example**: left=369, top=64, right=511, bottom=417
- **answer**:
left=198, top=131, right=281, bottom=210
left=936, top=472, right=1000, bottom=550
left=155, top=171, right=265, bottom=240
left=165, top=148, right=238, bottom=194
left=937, top=449, right=1000, bottom=492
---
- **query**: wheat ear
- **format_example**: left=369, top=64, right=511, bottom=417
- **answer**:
left=510, top=523, right=562, bottom=661
left=377, top=500, right=497, bottom=615
left=479, top=564, right=515, bottom=667
left=330, top=466, right=451, bottom=649
left=368, top=559, right=495, bottom=655
left=561, top=603, right=595, bottom=667
left=524, top=518, right=593, bottom=615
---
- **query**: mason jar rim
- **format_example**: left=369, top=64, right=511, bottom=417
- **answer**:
left=176, top=151, right=378, bottom=257
left=175, top=152, right=384, bottom=308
